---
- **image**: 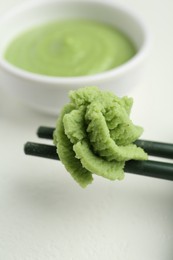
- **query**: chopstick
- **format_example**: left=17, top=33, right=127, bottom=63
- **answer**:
left=24, top=126, right=173, bottom=181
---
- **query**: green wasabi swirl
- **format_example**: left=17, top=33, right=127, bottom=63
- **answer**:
left=4, top=19, right=136, bottom=77
left=53, top=86, right=148, bottom=187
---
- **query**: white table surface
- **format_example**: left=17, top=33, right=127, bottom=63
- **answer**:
left=0, top=0, right=173, bottom=259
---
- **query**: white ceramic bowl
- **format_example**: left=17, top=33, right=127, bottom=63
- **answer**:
left=0, top=0, right=151, bottom=114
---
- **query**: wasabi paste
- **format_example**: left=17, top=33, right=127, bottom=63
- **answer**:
left=4, top=19, right=136, bottom=77
left=53, top=87, right=147, bottom=187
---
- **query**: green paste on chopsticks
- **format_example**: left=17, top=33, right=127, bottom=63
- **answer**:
left=53, top=86, right=148, bottom=187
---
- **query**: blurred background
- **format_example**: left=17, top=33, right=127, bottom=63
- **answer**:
left=0, top=1, right=173, bottom=260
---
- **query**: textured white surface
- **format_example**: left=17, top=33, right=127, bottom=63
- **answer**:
left=0, top=0, right=173, bottom=259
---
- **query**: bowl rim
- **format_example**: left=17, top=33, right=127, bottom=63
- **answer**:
left=0, top=0, right=152, bottom=87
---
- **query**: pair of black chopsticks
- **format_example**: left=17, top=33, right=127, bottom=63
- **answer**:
left=24, top=126, right=173, bottom=181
